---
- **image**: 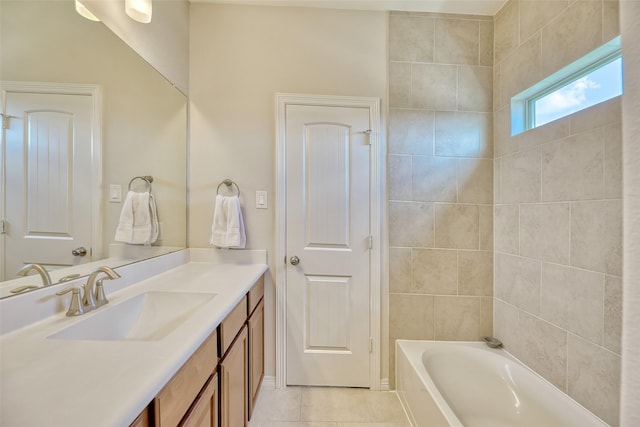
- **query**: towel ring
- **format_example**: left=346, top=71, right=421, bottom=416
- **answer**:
left=216, top=179, right=240, bottom=197
left=128, top=175, right=153, bottom=193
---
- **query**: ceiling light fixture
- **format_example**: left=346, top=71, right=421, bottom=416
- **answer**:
left=75, top=0, right=100, bottom=22
left=125, top=0, right=152, bottom=23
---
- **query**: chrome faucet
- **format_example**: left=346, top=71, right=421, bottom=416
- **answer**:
left=82, top=266, right=121, bottom=311
left=16, top=263, right=53, bottom=287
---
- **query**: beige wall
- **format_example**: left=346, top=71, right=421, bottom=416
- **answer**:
left=2, top=1, right=188, bottom=256
left=493, top=0, right=622, bottom=425
left=188, top=3, right=387, bottom=380
left=620, top=2, right=640, bottom=425
left=387, top=11, right=494, bottom=387
left=84, top=0, right=190, bottom=94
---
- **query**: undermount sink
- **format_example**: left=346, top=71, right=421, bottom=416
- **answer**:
left=48, top=291, right=217, bottom=341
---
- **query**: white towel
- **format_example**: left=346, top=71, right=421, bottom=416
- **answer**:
left=114, top=191, right=159, bottom=245
left=210, top=195, right=246, bottom=248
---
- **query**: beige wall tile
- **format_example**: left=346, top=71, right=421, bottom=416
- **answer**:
left=541, top=129, right=604, bottom=201
left=494, top=106, right=519, bottom=157
left=604, top=122, right=623, bottom=199
left=493, top=63, right=502, bottom=111
left=604, top=275, right=622, bottom=354
left=494, top=204, right=519, bottom=255
left=389, top=294, right=435, bottom=340
left=388, top=155, right=412, bottom=201
left=412, top=249, right=458, bottom=295
left=568, top=335, right=621, bottom=426
left=494, top=299, right=519, bottom=350
left=494, top=159, right=502, bottom=204
left=434, top=18, right=479, bottom=65
left=518, top=312, right=568, bottom=390
left=481, top=297, right=494, bottom=337
left=500, top=34, right=541, bottom=103
left=389, top=201, right=435, bottom=248
left=540, top=0, right=603, bottom=77
left=389, top=62, right=411, bottom=108
left=434, top=296, right=481, bottom=340
left=458, top=158, right=493, bottom=204
left=411, top=63, right=457, bottom=110
left=517, top=118, right=571, bottom=151
left=457, top=66, right=493, bottom=112
left=412, top=156, right=457, bottom=202
left=459, top=250, right=493, bottom=296
left=570, top=97, right=621, bottom=134
left=389, top=15, right=434, bottom=63
left=495, top=253, right=541, bottom=314
left=603, top=0, right=620, bottom=42
left=479, top=21, right=494, bottom=67
left=479, top=205, right=494, bottom=251
left=519, top=0, right=569, bottom=41
left=571, top=200, right=623, bottom=276
left=540, top=263, right=604, bottom=344
left=435, top=204, right=479, bottom=249
left=494, top=0, right=520, bottom=63
left=435, top=111, right=493, bottom=158
left=520, top=203, right=571, bottom=264
left=388, top=109, right=435, bottom=155
left=389, top=248, right=412, bottom=293
left=501, top=148, right=542, bottom=203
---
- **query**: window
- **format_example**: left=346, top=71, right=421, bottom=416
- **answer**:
left=511, top=37, right=622, bottom=136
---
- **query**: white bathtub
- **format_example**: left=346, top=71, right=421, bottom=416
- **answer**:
left=395, top=340, right=609, bottom=427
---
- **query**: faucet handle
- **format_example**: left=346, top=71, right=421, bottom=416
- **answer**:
left=56, top=287, right=85, bottom=316
left=94, top=278, right=109, bottom=308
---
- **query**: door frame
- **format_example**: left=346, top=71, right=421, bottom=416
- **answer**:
left=0, top=81, right=103, bottom=278
left=275, top=93, right=382, bottom=390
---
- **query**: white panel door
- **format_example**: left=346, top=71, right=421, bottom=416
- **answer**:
left=3, top=91, right=94, bottom=279
left=285, top=104, right=371, bottom=387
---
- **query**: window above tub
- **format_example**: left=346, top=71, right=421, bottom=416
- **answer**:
left=511, top=36, right=622, bottom=136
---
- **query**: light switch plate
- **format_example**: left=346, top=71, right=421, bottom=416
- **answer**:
left=256, top=191, right=268, bottom=209
left=109, top=184, right=122, bottom=203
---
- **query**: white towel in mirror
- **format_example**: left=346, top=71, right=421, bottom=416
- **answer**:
left=210, top=195, right=246, bottom=248
left=114, top=191, right=159, bottom=245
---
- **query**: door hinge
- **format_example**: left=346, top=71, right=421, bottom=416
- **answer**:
left=0, top=220, right=6, bottom=234
left=368, top=235, right=373, bottom=250
left=369, top=338, right=374, bottom=353
left=1, top=113, right=17, bottom=130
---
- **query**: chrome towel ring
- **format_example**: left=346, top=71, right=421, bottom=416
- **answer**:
left=216, top=179, right=240, bottom=197
left=128, top=175, right=153, bottom=193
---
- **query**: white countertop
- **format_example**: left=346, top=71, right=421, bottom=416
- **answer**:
left=0, top=250, right=268, bottom=427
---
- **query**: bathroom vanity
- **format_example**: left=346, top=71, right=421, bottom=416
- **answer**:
left=0, top=249, right=267, bottom=427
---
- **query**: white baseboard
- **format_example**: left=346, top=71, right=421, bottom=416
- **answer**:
left=261, top=375, right=276, bottom=389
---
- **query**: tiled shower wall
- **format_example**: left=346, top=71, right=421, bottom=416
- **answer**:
left=387, top=12, right=494, bottom=386
left=493, top=0, right=622, bottom=425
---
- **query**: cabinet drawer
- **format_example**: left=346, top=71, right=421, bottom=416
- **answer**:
left=220, top=297, right=247, bottom=355
left=179, top=373, right=218, bottom=427
left=247, top=275, right=264, bottom=315
left=155, top=331, right=218, bottom=427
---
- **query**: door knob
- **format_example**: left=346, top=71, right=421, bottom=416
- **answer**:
left=72, top=247, right=87, bottom=257
left=289, top=256, right=300, bottom=266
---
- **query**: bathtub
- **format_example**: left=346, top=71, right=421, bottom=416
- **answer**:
left=395, top=340, right=609, bottom=427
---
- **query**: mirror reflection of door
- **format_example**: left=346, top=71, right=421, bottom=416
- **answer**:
left=2, top=87, right=95, bottom=281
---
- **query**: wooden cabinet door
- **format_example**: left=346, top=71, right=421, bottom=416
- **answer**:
left=180, top=374, right=218, bottom=427
left=220, top=326, right=248, bottom=427
left=248, top=299, right=264, bottom=418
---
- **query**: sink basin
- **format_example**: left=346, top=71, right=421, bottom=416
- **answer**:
left=48, top=291, right=216, bottom=341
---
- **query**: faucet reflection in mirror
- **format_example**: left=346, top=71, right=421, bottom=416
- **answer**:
left=16, top=264, right=52, bottom=287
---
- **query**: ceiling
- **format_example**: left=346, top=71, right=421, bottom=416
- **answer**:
left=195, top=0, right=508, bottom=16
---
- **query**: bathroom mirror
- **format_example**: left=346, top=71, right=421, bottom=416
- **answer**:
left=0, top=0, right=187, bottom=298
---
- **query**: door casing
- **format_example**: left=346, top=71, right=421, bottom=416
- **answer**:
left=275, top=93, right=383, bottom=390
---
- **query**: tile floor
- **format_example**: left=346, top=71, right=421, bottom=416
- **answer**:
left=248, top=386, right=411, bottom=427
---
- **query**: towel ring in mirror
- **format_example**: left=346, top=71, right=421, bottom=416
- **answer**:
left=216, top=179, right=240, bottom=196
left=128, top=175, right=153, bottom=193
